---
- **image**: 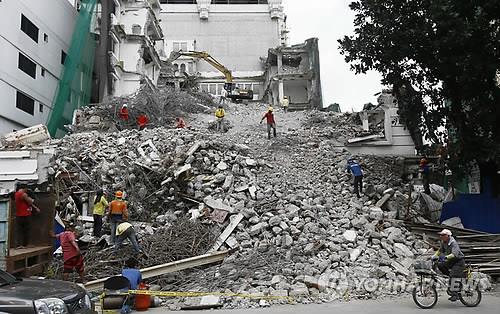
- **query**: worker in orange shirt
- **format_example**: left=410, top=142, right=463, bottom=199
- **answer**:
left=108, top=191, right=129, bottom=244
left=175, top=117, right=186, bottom=128
left=137, top=113, right=149, bottom=130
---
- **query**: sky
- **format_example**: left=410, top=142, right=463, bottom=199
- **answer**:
left=284, top=0, right=384, bottom=112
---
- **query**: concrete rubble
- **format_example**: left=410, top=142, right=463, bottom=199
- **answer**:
left=29, top=103, right=495, bottom=309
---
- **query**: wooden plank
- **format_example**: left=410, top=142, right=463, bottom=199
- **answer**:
left=207, top=214, right=244, bottom=253
left=85, top=249, right=232, bottom=291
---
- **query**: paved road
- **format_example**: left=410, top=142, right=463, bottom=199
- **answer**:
left=146, top=294, right=500, bottom=313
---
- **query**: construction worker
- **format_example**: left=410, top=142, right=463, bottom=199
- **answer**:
left=119, top=104, right=129, bottom=121
left=282, top=96, right=289, bottom=113
left=137, top=113, right=149, bottom=130
left=108, top=191, right=129, bottom=244
left=50, top=222, right=85, bottom=282
left=92, top=189, right=108, bottom=237
left=346, top=157, right=363, bottom=198
left=121, top=257, right=142, bottom=290
left=114, top=222, right=142, bottom=254
left=260, top=106, right=276, bottom=139
left=175, top=117, right=186, bottom=128
left=219, top=88, right=227, bottom=105
left=431, top=229, right=465, bottom=302
left=419, top=157, right=431, bottom=194
left=14, top=184, right=40, bottom=248
left=215, top=105, right=225, bottom=132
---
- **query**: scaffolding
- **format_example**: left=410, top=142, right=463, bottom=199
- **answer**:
left=47, top=0, right=97, bottom=137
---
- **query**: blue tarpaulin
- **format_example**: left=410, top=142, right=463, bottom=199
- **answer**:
left=440, top=177, right=500, bottom=233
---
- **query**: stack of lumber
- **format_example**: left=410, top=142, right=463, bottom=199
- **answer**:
left=410, top=222, right=500, bottom=277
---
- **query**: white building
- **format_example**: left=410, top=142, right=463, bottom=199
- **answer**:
left=159, top=0, right=286, bottom=100
left=0, top=0, right=78, bottom=135
left=102, top=0, right=164, bottom=97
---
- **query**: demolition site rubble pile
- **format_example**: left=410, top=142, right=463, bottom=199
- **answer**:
left=73, top=85, right=215, bottom=132
left=48, top=107, right=491, bottom=309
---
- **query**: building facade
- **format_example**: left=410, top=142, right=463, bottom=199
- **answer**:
left=159, top=0, right=286, bottom=100
left=92, top=0, right=165, bottom=99
left=0, top=0, right=78, bottom=135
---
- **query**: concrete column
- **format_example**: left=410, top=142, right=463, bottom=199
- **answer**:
left=360, top=111, right=369, bottom=131
left=277, top=52, right=283, bottom=106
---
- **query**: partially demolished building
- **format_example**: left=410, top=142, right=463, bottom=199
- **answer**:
left=263, top=38, right=323, bottom=110
left=346, top=89, right=416, bottom=156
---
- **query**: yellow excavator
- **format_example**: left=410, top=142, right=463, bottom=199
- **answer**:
left=167, top=50, right=254, bottom=100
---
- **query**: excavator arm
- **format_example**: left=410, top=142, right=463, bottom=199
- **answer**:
left=168, top=51, right=233, bottom=82
left=167, top=50, right=253, bottom=100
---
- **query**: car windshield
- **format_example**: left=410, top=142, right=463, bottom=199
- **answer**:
left=0, top=270, right=17, bottom=286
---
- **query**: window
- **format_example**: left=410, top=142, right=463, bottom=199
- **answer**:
left=20, top=14, right=39, bottom=43
left=16, top=91, right=35, bottom=115
left=180, top=63, right=186, bottom=73
left=44, top=33, right=48, bottom=43
left=39, top=103, right=44, bottom=113
left=172, top=41, right=188, bottom=52
left=18, top=53, right=36, bottom=79
left=61, top=50, right=67, bottom=65
left=41, top=68, right=46, bottom=77
left=209, top=84, right=216, bottom=95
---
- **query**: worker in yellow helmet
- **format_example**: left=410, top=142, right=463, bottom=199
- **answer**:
left=215, top=105, right=226, bottom=132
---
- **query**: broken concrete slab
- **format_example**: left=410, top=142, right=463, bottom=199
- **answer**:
left=204, top=196, right=234, bottom=213
left=248, top=185, right=257, bottom=199
left=393, top=243, right=414, bottom=258
left=208, top=213, right=244, bottom=253
left=342, top=230, right=357, bottom=243
left=376, top=193, right=392, bottom=208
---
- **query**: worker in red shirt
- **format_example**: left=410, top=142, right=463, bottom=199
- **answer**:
left=14, top=184, right=40, bottom=248
left=137, top=113, right=149, bottom=130
left=119, top=104, right=129, bottom=121
left=175, top=117, right=186, bottom=128
left=260, top=106, right=277, bottom=139
left=50, top=222, right=85, bottom=282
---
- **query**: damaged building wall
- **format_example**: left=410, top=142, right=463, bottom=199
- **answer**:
left=346, top=89, right=417, bottom=156
left=264, top=37, right=323, bottom=110
left=159, top=0, right=286, bottom=99
left=94, top=0, right=165, bottom=98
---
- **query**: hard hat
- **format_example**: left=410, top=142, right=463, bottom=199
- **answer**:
left=115, top=191, right=123, bottom=198
left=283, top=96, right=288, bottom=99
left=438, top=229, right=452, bottom=236
left=268, top=106, right=273, bottom=112
left=122, top=104, right=128, bottom=108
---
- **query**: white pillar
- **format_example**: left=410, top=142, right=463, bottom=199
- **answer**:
left=277, top=51, right=284, bottom=107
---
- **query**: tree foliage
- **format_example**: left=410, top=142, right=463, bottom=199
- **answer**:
left=339, top=0, right=500, bottom=170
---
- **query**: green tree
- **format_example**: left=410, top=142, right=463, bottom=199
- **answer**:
left=338, top=0, right=500, bottom=173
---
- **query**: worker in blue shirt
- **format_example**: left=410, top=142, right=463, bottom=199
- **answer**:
left=346, top=157, right=364, bottom=198
left=121, top=257, right=142, bottom=290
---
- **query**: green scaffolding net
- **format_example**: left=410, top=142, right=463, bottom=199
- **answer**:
left=47, top=0, right=97, bottom=137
